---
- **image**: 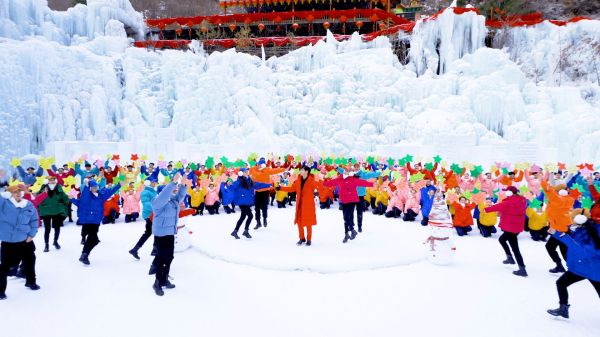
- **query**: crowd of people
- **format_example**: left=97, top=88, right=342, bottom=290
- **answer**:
left=0, top=154, right=598, bottom=317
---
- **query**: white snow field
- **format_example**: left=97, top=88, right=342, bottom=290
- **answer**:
left=1, top=0, right=600, bottom=166
left=0, top=207, right=599, bottom=337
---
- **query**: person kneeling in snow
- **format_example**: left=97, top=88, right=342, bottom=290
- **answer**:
left=477, top=198, right=498, bottom=238
left=452, top=196, right=476, bottom=236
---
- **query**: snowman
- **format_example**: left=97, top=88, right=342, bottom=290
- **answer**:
left=174, top=224, right=193, bottom=253
left=424, top=190, right=456, bottom=265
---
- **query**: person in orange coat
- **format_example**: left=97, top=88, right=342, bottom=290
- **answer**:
left=451, top=196, right=476, bottom=236
left=278, top=166, right=317, bottom=246
left=102, top=191, right=121, bottom=224
left=542, top=180, right=575, bottom=273
left=316, top=178, right=335, bottom=209
left=496, top=170, right=524, bottom=188
left=250, top=157, right=286, bottom=229
left=442, top=167, right=462, bottom=191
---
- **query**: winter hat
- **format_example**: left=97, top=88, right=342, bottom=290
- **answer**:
left=240, top=167, right=249, bottom=173
left=88, top=180, right=98, bottom=188
left=503, top=186, right=518, bottom=195
left=144, top=180, right=151, bottom=187
left=574, top=214, right=588, bottom=225
left=258, top=158, right=266, bottom=166
left=558, top=189, right=569, bottom=196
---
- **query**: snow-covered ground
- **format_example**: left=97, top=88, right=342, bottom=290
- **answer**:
left=1, top=206, right=599, bottom=337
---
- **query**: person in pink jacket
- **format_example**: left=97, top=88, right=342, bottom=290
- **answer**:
left=403, top=188, right=421, bottom=222
left=525, top=167, right=547, bottom=198
left=479, top=172, right=499, bottom=197
left=121, top=183, right=143, bottom=223
left=484, top=186, right=528, bottom=277
left=385, top=187, right=403, bottom=218
left=459, top=172, right=476, bottom=192
left=324, top=169, right=374, bottom=243
left=204, top=181, right=221, bottom=215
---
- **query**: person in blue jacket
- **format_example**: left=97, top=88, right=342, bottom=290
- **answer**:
left=0, top=184, right=41, bottom=299
left=150, top=172, right=187, bottom=296
left=547, top=214, right=600, bottom=319
left=160, top=163, right=179, bottom=181
left=356, top=169, right=380, bottom=232
left=230, top=168, right=271, bottom=240
left=16, top=165, right=43, bottom=186
left=128, top=178, right=159, bottom=260
left=76, top=179, right=122, bottom=265
left=420, top=182, right=437, bottom=226
left=74, top=161, right=100, bottom=185
left=140, top=162, right=160, bottom=182
left=221, top=178, right=236, bottom=214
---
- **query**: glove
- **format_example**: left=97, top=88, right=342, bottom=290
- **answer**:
left=275, top=186, right=281, bottom=191
left=83, top=178, right=89, bottom=185
left=43, top=179, right=48, bottom=185
left=237, top=171, right=244, bottom=177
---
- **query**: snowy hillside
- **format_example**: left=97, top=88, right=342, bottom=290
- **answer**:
left=1, top=0, right=600, bottom=166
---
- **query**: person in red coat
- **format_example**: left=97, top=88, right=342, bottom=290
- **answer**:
left=278, top=166, right=317, bottom=246
left=406, top=162, right=438, bottom=184
left=485, top=186, right=529, bottom=277
left=451, top=197, right=476, bottom=236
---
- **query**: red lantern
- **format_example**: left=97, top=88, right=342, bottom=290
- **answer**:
left=378, top=22, right=386, bottom=30
left=244, top=18, right=252, bottom=25
left=292, top=22, right=299, bottom=31
left=176, top=28, right=183, bottom=35
left=370, top=14, right=378, bottom=23
left=229, top=23, right=236, bottom=31
left=274, top=16, right=282, bottom=24
left=323, top=21, right=330, bottom=30
left=258, top=23, right=265, bottom=32
left=306, top=15, right=314, bottom=23
left=356, top=20, right=363, bottom=29
left=340, top=15, right=347, bottom=23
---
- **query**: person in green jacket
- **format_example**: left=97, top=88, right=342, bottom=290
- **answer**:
left=38, top=176, right=70, bottom=252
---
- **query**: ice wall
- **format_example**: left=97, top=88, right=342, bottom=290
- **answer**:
left=1, top=3, right=600, bottom=167
left=493, top=19, right=600, bottom=85
left=409, top=8, right=487, bottom=76
left=0, top=0, right=144, bottom=44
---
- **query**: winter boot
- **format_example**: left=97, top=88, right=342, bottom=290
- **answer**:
left=53, top=241, right=61, bottom=250
left=231, top=231, right=240, bottom=240
left=513, top=266, right=528, bottom=277
left=79, top=253, right=90, bottom=265
left=263, top=218, right=268, bottom=228
left=242, top=230, right=252, bottom=239
left=343, top=233, right=350, bottom=243
left=306, top=240, right=312, bottom=246
left=148, top=264, right=158, bottom=275
left=547, top=304, right=570, bottom=319
left=153, top=280, right=164, bottom=296
left=43, top=244, right=49, bottom=252
left=164, top=279, right=176, bottom=289
left=254, top=219, right=262, bottom=230
left=297, top=239, right=306, bottom=246
left=358, top=226, right=362, bottom=233
left=549, top=263, right=566, bottom=274
left=0, top=293, right=6, bottom=300
left=350, top=229, right=358, bottom=240
left=129, top=247, right=141, bottom=260
left=502, top=255, right=516, bottom=265
left=151, top=246, right=157, bottom=256
left=25, top=283, right=41, bottom=291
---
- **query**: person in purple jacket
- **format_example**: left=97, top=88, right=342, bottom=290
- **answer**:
left=324, top=166, right=374, bottom=243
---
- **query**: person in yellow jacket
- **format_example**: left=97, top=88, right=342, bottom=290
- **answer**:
left=372, top=184, right=390, bottom=216
left=275, top=177, right=289, bottom=208
left=187, top=185, right=207, bottom=216
left=477, top=199, right=498, bottom=237
left=120, top=162, right=140, bottom=185
left=526, top=204, right=549, bottom=241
